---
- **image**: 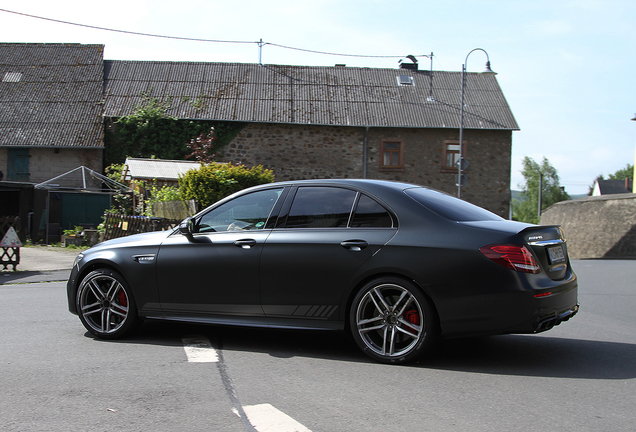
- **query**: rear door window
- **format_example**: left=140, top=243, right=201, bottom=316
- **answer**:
left=285, top=187, right=357, bottom=228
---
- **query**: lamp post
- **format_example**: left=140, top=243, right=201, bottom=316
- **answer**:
left=457, top=48, right=497, bottom=198
left=632, top=114, right=636, bottom=193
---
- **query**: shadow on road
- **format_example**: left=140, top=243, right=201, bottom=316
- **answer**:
left=417, top=334, right=636, bottom=380
left=90, top=319, right=636, bottom=380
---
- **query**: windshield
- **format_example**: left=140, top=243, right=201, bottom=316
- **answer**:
left=404, top=188, right=503, bottom=222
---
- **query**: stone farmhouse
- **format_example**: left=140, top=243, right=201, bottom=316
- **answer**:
left=1, top=43, right=518, bottom=240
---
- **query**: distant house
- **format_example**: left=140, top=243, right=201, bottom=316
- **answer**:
left=1, top=43, right=519, bottom=241
left=0, top=43, right=105, bottom=238
left=0, top=43, right=104, bottom=184
left=592, top=179, right=633, bottom=196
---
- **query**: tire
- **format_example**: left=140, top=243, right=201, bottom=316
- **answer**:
left=76, top=268, right=140, bottom=339
left=350, top=277, right=438, bottom=364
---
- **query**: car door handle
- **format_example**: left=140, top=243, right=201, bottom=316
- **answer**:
left=234, top=239, right=257, bottom=249
left=340, top=240, right=369, bottom=251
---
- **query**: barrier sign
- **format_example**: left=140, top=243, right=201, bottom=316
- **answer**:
left=1, top=227, right=22, bottom=247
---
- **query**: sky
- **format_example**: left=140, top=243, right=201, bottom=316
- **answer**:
left=1, top=0, right=634, bottom=195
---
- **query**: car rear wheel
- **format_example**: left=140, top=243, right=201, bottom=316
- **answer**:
left=76, top=269, right=139, bottom=339
left=350, top=278, right=438, bottom=364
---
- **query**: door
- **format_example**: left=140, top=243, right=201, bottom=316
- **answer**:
left=260, top=186, right=397, bottom=320
left=156, top=187, right=285, bottom=316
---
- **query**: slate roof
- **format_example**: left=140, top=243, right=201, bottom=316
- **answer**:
left=104, top=61, right=519, bottom=130
left=123, top=157, right=201, bottom=181
left=0, top=43, right=104, bottom=148
left=593, top=179, right=633, bottom=196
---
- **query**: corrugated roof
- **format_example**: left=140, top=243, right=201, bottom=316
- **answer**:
left=0, top=43, right=104, bottom=148
left=104, top=61, right=519, bottom=130
left=1, top=44, right=519, bottom=152
left=123, top=158, right=201, bottom=181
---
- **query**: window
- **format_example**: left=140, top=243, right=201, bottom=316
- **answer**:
left=379, top=139, right=404, bottom=172
left=405, top=187, right=502, bottom=222
left=396, top=75, right=414, bottom=86
left=285, top=187, right=357, bottom=228
left=196, top=188, right=283, bottom=232
left=442, top=140, right=466, bottom=173
left=7, top=148, right=30, bottom=181
left=350, top=194, right=393, bottom=228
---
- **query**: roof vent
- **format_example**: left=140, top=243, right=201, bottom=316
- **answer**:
left=2, top=72, right=22, bottom=83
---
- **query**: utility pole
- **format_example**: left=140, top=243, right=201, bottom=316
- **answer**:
left=538, top=172, right=543, bottom=220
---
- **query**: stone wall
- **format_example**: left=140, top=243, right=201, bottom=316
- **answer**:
left=540, top=193, right=636, bottom=259
left=216, top=123, right=512, bottom=217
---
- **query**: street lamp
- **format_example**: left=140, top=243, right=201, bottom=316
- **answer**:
left=457, top=48, right=497, bottom=198
left=632, top=114, right=636, bottom=193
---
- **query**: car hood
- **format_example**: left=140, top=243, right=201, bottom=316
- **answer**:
left=88, top=230, right=173, bottom=251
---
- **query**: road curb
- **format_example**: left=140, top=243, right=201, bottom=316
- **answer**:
left=1, top=270, right=71, bottom=285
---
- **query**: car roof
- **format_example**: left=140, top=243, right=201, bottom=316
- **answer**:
left=260, top=178, right=424, bottom=193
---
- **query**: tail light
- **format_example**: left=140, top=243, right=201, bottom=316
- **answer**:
left=479, top=244, right=540, bottom=274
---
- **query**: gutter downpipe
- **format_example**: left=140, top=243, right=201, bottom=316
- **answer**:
left=363, top=127, right=369, bottom=178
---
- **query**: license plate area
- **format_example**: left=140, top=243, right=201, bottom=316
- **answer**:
left=547, top=245, right=566, bottom=264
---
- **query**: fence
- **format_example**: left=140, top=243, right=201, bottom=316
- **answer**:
left=103, top=214, right=179, bottom=241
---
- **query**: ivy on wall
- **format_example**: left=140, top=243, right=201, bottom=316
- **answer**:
left=104, top=94, right=245, bottom=166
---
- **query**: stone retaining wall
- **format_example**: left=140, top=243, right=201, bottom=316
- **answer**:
left=540, top=193, right=636, bottom=259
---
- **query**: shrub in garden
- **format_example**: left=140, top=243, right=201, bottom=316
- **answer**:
left=179, top=163, right=274, bottom=208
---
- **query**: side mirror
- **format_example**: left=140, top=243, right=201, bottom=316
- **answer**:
left=178, top=217, right=195, bottom=237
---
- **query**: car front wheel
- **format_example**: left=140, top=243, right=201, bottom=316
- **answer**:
left=350, top=278, right=438, bottom=364
left=76, top=269, right=139, bottom=339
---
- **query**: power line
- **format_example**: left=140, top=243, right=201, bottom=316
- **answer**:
left=0, top=8, right=254, bottom=45
left=0, top=8, right=432, bottom=60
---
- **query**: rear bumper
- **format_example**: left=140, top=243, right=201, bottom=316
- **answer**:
left=436, top=268, right=579, bottom=338
left=534, top=303, right=579, bottom=332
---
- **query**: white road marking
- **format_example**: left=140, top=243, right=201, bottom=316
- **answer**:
left=235, top=404, right=312, bottom=432
left=183, top=337, right=310, bottom=431
left=181, top=336, right=219, bottom=363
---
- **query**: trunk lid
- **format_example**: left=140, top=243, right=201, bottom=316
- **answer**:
left=521, top=225, right=569, bottom=280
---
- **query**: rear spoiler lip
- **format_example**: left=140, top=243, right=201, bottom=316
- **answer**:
left=519, top=224, right=561, bottom=233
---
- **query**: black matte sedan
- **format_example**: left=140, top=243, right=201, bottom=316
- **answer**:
left=67, top=179, right=578, bottom=364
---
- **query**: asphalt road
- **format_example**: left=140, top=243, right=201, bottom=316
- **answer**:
left=1, top=260, right=634, bottom=431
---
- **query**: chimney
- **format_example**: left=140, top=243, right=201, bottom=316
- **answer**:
left=399, top=55, right=418, bottom=71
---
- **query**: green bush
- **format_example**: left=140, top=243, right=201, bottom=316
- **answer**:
left=103, top=94, right=245, bottom=166
left=179, top=163, right=275, bottom=208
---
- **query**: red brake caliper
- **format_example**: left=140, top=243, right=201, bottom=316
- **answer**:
left=118, top=289, right=128, bottom=307
left=404, top=310, right=420, bottom=331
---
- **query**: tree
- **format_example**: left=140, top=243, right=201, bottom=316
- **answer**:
left=608, top=163, right=634, bottom=180
left=512, top=156, right=570, bottom=224
left=186, top=127, right=219, bottom=163
left=588, top=163, right=634, bottom=195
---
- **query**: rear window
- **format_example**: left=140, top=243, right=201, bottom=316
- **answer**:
left=404, top=187, right=503, bottom=222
